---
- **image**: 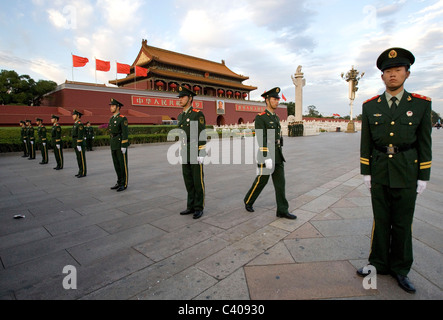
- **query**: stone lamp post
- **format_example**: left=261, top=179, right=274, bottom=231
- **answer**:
left=341, top=66, right=364, bottom=133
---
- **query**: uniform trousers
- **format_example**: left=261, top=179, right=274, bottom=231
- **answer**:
left=74, top=143, right=87, bottom=176
left=40, top=142, right=48, bottom=163
left=54, top=144, right=63, bottom=168
left=112, top=149, right=128, bottom=188
left=369, top=182, right=417, bottom=276
left=244, top=162, right=289, bottom=214
left=182, top=163, right=205, bottom=211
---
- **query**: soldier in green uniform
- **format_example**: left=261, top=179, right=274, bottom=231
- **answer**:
left=244, top=87, right=296, bottom=220
left=109, top=99, right=129, bottom=192
left=358, top=48, right=432, bottom=293
left=51, top=115, right=63, bottom=170
left=20, top=120, right=28, bottom=158
left=85, top=121, right=94, bottom=151
left=26, top=119, right=36, bottom=160
left=36, top=118, right=48, bottom=164
left=71, top=110, right=87, bottom=178
left=177, top=86, right=206, bottom=219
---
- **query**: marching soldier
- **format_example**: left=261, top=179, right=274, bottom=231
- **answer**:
left=244, top=87, right=296, bottom=220
left=20, top=120, right=28, bottom=157
left=51, top=115, right=63, bottom=170
left=358, top=48, right=432, bottom=293
left=36, top=118, right=48, bottom=164
left=71, top=110, right=87, bottom=178
left=85, top=121, right=94, bottom=151
left=177, top=86, right=206, bottom=219
left=26, top=119, right=36, bottom=160
left=109, top=99, right=129, bottom=192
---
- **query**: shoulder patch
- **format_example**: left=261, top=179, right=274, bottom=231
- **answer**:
left=119, top=115, right=125, bottom=118
left=192, top=108, right=200, bottom=113
left=258, top=112, right=266, bottom=116
left=363, top=95, right=380, bottom=104
left=411, top=93, right=432, bottom=101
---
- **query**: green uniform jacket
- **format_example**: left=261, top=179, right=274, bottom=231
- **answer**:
left=27, top=126, right=35, bottom=143
left=109, top=113, right=129, bottom=151
left=71, top=120, right=85, bottom=146
left=360, top=91, right=432, bottom=188
left=52, top=123, right=62, bottom=146
left=85, top=126, right=94, bottom=139
left=37, top=125, right=47, bottom=144
left=255, top=109, right=285, bottom=165
left=21, top=126, right=26, bottom=140
left=178, top=108, right=206, bottom=162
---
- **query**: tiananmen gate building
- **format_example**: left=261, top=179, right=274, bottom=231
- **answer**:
left=0, top=39, right=287, bottom=126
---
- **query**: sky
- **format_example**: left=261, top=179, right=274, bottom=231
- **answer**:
left=1, top=0, right=442, bottom=117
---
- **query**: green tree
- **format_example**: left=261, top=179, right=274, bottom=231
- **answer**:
left=304, top=105, right=322, bottom=118
left=0, top=70, right=57, bottom=106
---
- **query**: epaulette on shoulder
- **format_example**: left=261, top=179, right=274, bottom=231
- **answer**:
left=258, top=112, right=266, bottom=116
left=119, top=114, right=125, bottom=117
left=192, top=108, right=200, bottom=112
left=411, top=93, right=432, bottom=101
left=363, top=95, right=380, bottom=104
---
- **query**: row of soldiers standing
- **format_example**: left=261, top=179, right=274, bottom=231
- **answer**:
left=18, top=99, right=128, bottom=192
left=19, top=117, right=95, bottom=170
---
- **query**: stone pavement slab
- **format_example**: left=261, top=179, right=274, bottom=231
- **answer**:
left=0, top=131, right=442, bottom=300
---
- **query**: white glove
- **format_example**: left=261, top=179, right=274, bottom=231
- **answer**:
left=77, top=146, right=81, bottom=152
left=30, top=141, right=34, bottom=145
left=121, top=148, right=126, bottom=154
left=416, top=180, right=427, bottom=195
left=265, top=159, right=273, bottom=170
left=363, top=175, right=371, bottom=189
left=56, top=144, right=60, bottom=149
left=43, top=143, right=46, bottom=147
left=23, top=140, right=26, bottom=143
left=197, top=156, right=204, bottom=164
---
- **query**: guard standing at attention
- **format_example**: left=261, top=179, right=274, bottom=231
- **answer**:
left=358, top=48, right=432, bottom=294
left=71, top=110, right=87, bottom=178
left=85, top=121, right=94, bottom=151
left=20, top=120, right=28, bottom=158
left=177, top=86, right=206, bottom=219
left=36, top=117, right=48, bottom=165
left=244, top=87, right=296, bottom=220
left=26, top=119, right=36, bottom=160
left=109, top=99, right=129, bottom=192
left=51, top=115, right=63, bottom=170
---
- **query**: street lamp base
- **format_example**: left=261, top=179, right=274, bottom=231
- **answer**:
left=345, top=120, right=357, bottom=133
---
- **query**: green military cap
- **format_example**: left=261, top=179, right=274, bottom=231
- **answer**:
left=25, top=119, right=31, bottom=123
left=36, top=117, right=43, bottom=122
left=110, top=98, right=124, bottom=108
left=20, top=120, right=25, bottom=124
left=377, top=47, right=415, bottom=71
left=261, top=87, right=281, bottom=99
left=177, top=85, right=196, bottom=98
left=51, top=114, right=59, bottom=120
left=72, top=109, right=83, bottom=117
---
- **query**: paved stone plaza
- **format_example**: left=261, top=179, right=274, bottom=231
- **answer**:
left=0, top=131, right=442, bottom=300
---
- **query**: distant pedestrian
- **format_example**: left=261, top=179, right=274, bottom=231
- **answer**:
left=85, top=121, right=94, bottom=151
left=26, top=119, right=35, bottom=160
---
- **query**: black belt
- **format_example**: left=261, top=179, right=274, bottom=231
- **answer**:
left=375, top=145, right=413, bottom=155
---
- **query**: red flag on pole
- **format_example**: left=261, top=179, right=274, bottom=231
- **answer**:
left=117, top=62, right=131, bottom=74
left=135, top=66, right=148, bottom=77
left=96, top=59, right=110, bottom=72
left=282, top=93, right=287, bottom=101
left=72, top=55, right=89, bottom=67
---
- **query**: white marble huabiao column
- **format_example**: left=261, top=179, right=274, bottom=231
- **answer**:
left=291, top=66, right=306, bottom=122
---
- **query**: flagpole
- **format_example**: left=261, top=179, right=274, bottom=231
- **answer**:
left=94, top=57, right=97, bottom=85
